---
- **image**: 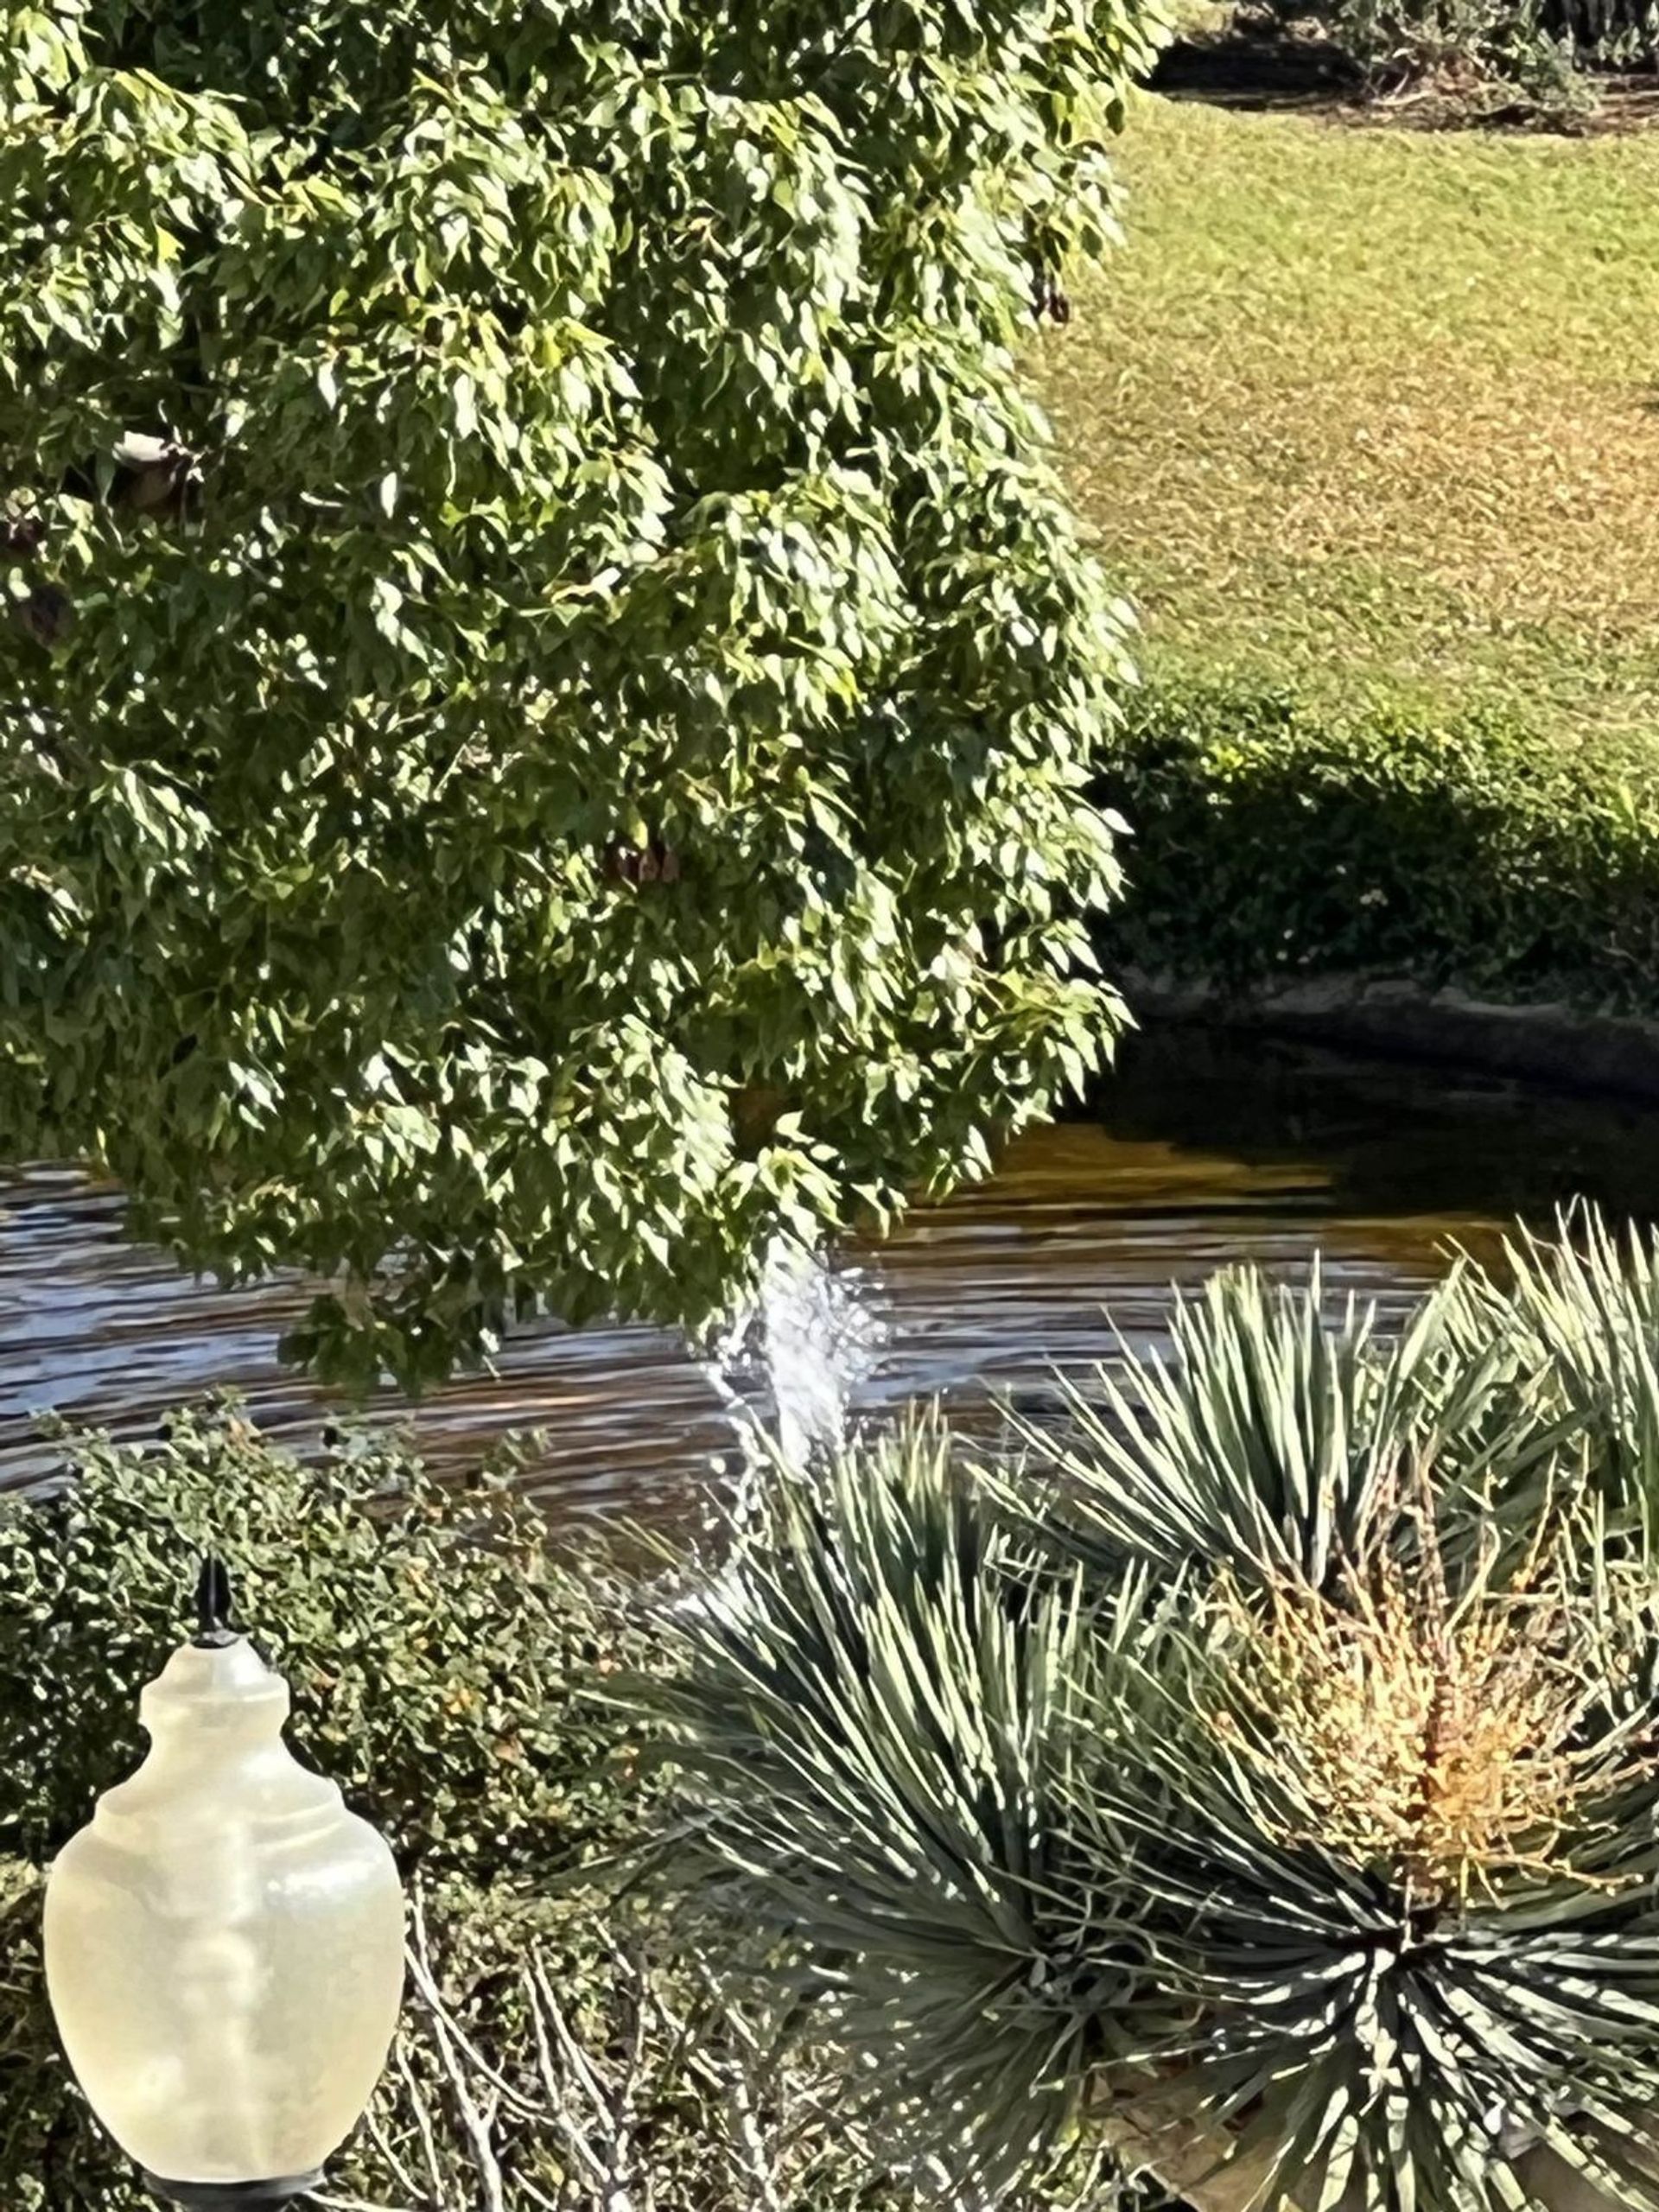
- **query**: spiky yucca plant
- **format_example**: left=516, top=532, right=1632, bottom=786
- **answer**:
left=1445, top=1205, right=1659, bottom=1512
left=645, top=1215, right=1659, bottom=2212
left=649, top=1421, right=1135, bottom=2194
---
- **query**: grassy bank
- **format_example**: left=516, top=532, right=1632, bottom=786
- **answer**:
left=1041, top=93, right=1659, bottom=746
left=1037, top=91, right=1659, bottom=1019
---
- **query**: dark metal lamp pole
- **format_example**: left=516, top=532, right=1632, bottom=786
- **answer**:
left=143, top=2177, right=325, bottom=2211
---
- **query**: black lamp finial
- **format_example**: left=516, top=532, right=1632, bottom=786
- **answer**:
left=192, top=1554, right=237, bottom=1648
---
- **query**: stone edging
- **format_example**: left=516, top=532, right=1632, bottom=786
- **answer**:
left=1122, top=969, right=1659, bottom=1103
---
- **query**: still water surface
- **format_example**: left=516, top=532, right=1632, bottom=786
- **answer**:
left=4, top=1027, right=1659, bottom=1513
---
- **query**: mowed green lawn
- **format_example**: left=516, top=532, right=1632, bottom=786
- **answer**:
left=1038, top=93, right=1659, bottom=743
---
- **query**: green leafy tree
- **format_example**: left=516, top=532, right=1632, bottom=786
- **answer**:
left=0, top=0, right=1154, bottom=1389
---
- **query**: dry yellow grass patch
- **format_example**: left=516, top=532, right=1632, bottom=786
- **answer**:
left=1211, top=1479, right=1656, bottom=1906
left=1037, top=94, right=1659, bottom=736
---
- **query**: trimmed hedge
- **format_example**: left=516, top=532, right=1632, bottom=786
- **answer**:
left=1100, top=679, right=1659, bottom=1014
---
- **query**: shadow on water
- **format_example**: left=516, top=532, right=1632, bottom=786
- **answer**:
left=1105, top=1025, right=1659, bottom=1230
left=3, top=1022, right=1658, bottom=1515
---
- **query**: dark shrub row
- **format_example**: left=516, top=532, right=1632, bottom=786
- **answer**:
left=1101, top=678, right=1659, bottom=1015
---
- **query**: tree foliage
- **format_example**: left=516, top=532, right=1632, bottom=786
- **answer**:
left=0, top=0, right=1154, bottom=1388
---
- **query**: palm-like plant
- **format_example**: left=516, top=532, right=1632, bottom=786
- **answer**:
left=1443, top=1205, right=1659, bottom=1514
left=649, top=1420, right=1152, bottom=2195
left=645, top=1211, right=1659, bottom=2211
left=1003, top=1261, right=1545, bottom=1589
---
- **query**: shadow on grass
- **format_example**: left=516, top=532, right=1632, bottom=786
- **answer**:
left=1148, top=3, right=1363, bottom=108
left=1147, top=3, right=1659, bottom=126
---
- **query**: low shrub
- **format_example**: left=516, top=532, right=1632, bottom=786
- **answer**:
left=0, top=1402, right=656, bottom=2209
left=1320, top=0, right=1606, bottom=110
left=1265, top=0, right=1656, bottom=110
left=0, top=1403, right=1111, bottom=2212
left=1100, top=677, right=1659, bottom=1014
left=0, top=1402, right=642, bottom=1876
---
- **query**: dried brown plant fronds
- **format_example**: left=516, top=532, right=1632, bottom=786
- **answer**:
left=1207, top=1472, right=1656, bottom=1910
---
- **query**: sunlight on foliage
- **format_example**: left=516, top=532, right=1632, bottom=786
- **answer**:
left=0, top=0, right=1160, bottom=1388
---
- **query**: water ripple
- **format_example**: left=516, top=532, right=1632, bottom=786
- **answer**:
left=3, top=1029, right=1656, bottom=1515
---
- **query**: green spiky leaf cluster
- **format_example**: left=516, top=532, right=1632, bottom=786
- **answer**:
left=0, top=0, right=1157, bottom=1391
left=645, top=1208, right=1659, bottom=2210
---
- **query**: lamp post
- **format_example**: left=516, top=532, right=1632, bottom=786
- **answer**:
left=43, top=1559, right=406, bottom=2211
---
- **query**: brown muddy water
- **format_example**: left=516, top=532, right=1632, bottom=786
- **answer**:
left=4, top=1025, right=1659, bottom=1516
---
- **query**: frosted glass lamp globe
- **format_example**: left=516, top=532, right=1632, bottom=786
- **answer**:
left=42, top=1570, right=405, bottom=2210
